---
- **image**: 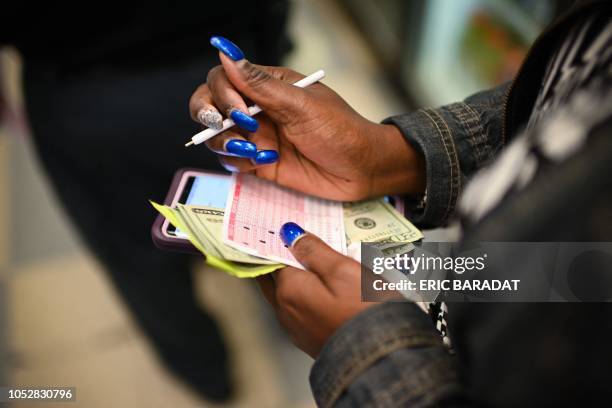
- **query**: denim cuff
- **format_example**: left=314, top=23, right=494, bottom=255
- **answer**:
left=383, top=84, right=508, bottom=228
left=310, top=303, right=443, bottom=408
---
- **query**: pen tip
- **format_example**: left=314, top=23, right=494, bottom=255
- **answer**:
left=185, top=141, right=194, bottom=147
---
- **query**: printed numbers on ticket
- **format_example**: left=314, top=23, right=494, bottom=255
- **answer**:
left=223, top=174, right=346, bottom=268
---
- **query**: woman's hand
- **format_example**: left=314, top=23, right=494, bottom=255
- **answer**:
left=257, top=222, right=376, bottom=358
left=190, top=36, right=425, bottom=201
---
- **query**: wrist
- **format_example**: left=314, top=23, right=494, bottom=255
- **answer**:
left=366, top=123, right=426, bottom=198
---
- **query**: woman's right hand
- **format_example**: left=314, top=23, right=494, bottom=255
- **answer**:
left=189, top=36, right=425, bottom=201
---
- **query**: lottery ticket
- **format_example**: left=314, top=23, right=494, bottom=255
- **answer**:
left=223, top=173, right=346, bottom=268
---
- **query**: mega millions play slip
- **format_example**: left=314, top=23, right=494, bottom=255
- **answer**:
left=152, top=173, right=423, bottom=277
left=224, top=174, right=347, bottom=268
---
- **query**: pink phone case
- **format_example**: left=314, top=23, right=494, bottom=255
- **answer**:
left=151, top=168, right=216, bottom=254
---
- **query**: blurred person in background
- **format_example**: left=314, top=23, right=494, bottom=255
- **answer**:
left=196, top=0, right=611, bottom=405
left=0, top=1, right=291, bottom=401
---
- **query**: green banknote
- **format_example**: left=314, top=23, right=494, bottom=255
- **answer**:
left=343, top=199, right=423, bottom=256
left=178, top=205, right=276, bottom=265
left=174, top=205, right=223, bottom=258
left=151, top=202, right=283, bottom=278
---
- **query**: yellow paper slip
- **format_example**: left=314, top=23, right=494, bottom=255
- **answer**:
left=150, top=201, right=284, bottom=278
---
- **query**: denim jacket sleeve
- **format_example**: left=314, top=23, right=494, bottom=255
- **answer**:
left=383, top=83, right=510, bottom=228
left=310, top=303, right=463, bottom=408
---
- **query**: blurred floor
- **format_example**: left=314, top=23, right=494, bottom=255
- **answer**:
left=0, top=1, right=404, bottom=407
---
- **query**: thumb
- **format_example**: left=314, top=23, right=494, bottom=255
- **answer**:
left=280, top=222, right=356, bottom=285
left=210, top=36, right=307, bottom=120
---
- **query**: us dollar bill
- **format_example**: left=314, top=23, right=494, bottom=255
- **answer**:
left=152, top=201, right=283, bottom=277
left=175, top=205, right=223, bottom=258
left=343, top=199, right=423, bottom=257
left=179, top=204, right=276, bottom=265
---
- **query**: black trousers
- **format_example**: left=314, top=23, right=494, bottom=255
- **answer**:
left=20, top=42, right=265, bottom=394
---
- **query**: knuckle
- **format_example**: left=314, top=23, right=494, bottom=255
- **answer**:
left=188, top=94, right=198, bottom=110
left=189, top=85, right=208, bottom=109
left=274, top=92, right=308, bottom=125
left=337, top=258, right=358, bottom=276
left=242, top=61, right=272, bottom=88
left=267, top=105, right=298, bottom=125
left=279, top=97, right=305, bottom=124
left=325, top=257, right=349, bottom=278
left=292, top=235, right=318, bottom=261
left=206, top=65, right=224, bottom=84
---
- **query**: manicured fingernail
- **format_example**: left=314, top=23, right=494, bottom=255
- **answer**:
left=230, top=109, right=259, bottom=132
left=197, top=108, right=223, bottom=130
left=224, top=139, right=257, bottom=158
left=280, top=222, right=305, bottom=247
left=210, top=36, right=245, bottom=61
left=254, top=150, right=278, bottom=165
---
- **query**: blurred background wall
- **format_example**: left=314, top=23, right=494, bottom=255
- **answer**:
left=0, top=0, right=570, bottom=407
left=340, top=0, right=570, bottom=106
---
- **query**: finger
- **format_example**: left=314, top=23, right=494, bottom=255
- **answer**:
left=222, top=56, right=307, bottom=123
left=218, top=156, right=257, bottom=173
left=210, top=36, right=309, bottom=123
left=188, top=84, right=224, bottom=129
left=252, top=150, right=279, bottom=166
left=207, top=65, right=259, bottom=133
left=197, top=107, right=224, bottom=130
left=246, top=115, right=281, bottom=176
left=218, top=149, right=280, bottom=173
left=255, top=274, right=278, bottom=308
left=205, top=131, right=257, bottom=159
left=279, top=222, right=358, bottom=287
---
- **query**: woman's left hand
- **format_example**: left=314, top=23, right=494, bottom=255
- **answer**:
left=257, top=222, right=377, bottom=358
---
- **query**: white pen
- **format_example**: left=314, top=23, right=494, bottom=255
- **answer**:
left=185, top=69, right=326, bottom=147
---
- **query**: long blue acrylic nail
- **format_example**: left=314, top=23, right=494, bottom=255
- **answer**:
left=280, top=222, right=305, bottom=247
left=230, top=110, right=259, bottom=132
left=254, top=150, right=279, bottom=165
left=225, top=139, right=257, bottom=158
left=210, top=36, right=245, bottom=61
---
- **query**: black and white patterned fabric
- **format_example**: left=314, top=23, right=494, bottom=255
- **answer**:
left=459, top=14, right=612, bottom=225
left=428, top=301, right=452, bottom=349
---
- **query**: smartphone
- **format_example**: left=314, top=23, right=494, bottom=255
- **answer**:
left=151, top=167, right=406, bottom=254
left=151, top=168, right=231, bottom=254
